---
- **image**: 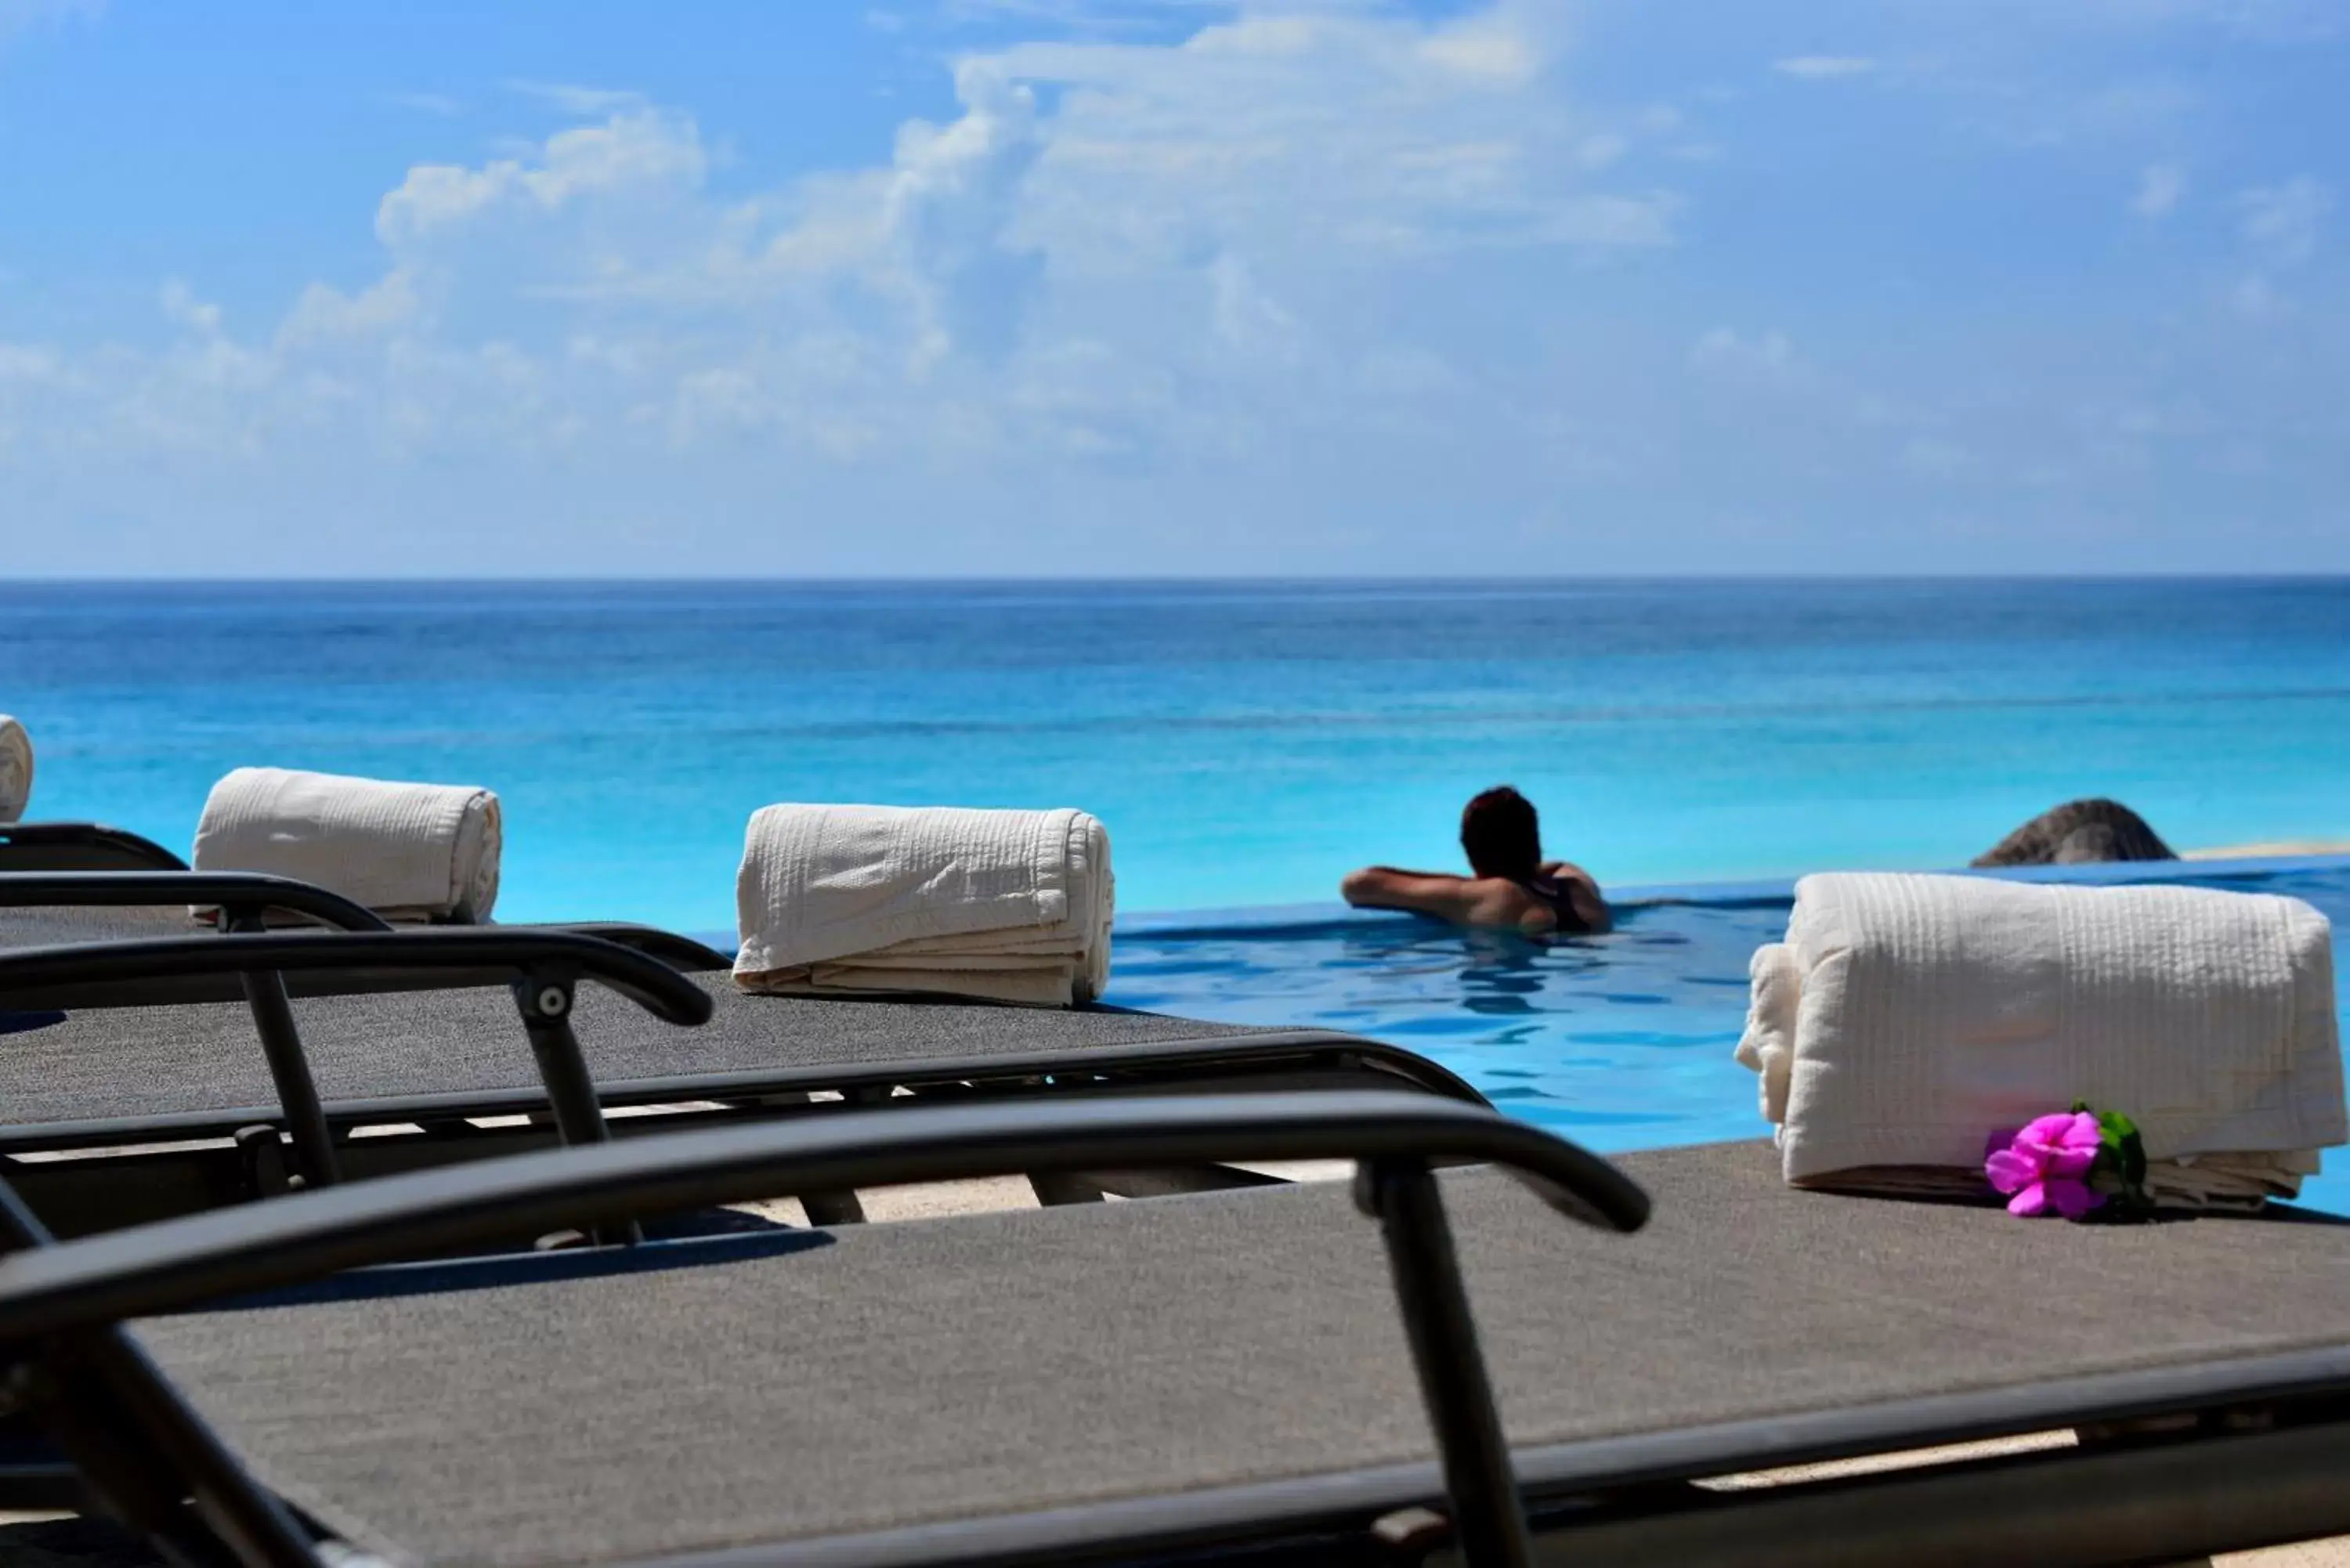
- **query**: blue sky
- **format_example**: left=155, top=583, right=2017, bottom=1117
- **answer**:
left=1, top=0, right=2344, bottom=574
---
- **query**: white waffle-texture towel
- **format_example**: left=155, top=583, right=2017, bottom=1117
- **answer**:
left=0, top=716, right=29, bottom=825
left=1736, top=871, right=2345, bottom=1207
left=192, top=767, right=502, bottom=923
left=735, top=804, right=1112, bottom=1007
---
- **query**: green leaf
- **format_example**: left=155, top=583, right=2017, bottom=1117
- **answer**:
left=2039, top=1104, right=2155, bottom=1222
left=2070, top=1106, right=2152, bottom=1215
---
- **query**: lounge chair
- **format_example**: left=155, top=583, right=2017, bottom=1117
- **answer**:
left=0, top=868, right=734, bottom=974
left=2, top=1094, right=2347, bottom=1568
left=0, top=820, right=186, bottom=873
left=2, top=925, right=718, bottom=1216
left=0, top=912, right=1481, bottom=1238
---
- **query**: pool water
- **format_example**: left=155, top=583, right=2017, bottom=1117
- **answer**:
left=1111, top=857, right=2350, bottom=1216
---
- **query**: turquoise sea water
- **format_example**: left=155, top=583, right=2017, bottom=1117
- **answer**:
left=8, top=579, right=2350, bottom=930
left=8, top=578, right=2350, bottom=1206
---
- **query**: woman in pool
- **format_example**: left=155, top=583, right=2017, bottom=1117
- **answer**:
left=1340, top=786, right=1612, bottom=934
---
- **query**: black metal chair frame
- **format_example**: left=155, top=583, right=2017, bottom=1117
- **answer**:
left=0, top=874, right=1484, bottom=1237
left=0, top=821, right=189, bottom=873
left=0, top=1090, right=1647, bottom=1568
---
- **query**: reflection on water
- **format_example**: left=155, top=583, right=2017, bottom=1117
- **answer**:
left=1113, top=898, right=1793, bottom=1147
left=1455, top=930, right=1547, bottom=1017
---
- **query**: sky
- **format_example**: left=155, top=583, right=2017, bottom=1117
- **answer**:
left=0, top=0, right=2345, bottom=576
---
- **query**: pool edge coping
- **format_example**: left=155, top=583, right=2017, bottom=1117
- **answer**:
left=1109, top=851, right=2350, bottom=940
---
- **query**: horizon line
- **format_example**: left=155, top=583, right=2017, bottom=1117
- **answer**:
left=5, top=571, right=2350, bottom=587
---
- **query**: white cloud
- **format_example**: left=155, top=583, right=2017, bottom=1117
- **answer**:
left=158, top=279, right=222, bottom=336
left=884, top=62, right=1046, bottom=362
left=0, top=0, right=98, bottom=46
left=1954, top=75, right=2196, bottom=151
left=667, top=366, right=768, bottom=444
left=0, top=1, right=1876, bottom=572
left=503, top=80, right=649, bottom=116
left=992, top=6, right=1659, bottom=270
left=1418, top=11, right=1544, bottom=87
left=2229, top=273, right=2286, bottom=317
left=2062, top=0, right=2347, bottom=42
left=1206, top=251, right=1298, bottom=352
left=2238, top=176, right=2330, bottom=266
left=1772, top=56, right=1876, bottom=80
left=933, top=0, right=1235, bottom=34
left=1901, top=437, right=1976, bottom=479
left=7, top=0, right=2348, bottom=576
left=1575, top=132, right=1629, bottom=169
left=2131, top=161, right=2186, bottom=218
left=0, top=343, right=60, bottom=381
left=2072, top=79, right=2195, bottom=138
left=1689, top=327, right=1808, bottom=388
left=380, top=90, right=461, bottom=117
left=377, top=108, right=709, bottom=247
left=277, top=270, right=421, bottom=348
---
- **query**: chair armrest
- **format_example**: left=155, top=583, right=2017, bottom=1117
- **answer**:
left=0, top=822, right=187, bottom=873
left=0, top=870, right=392, bottom=933
left=527, top=922, right=732, bottom=973
left=0, top=927, right=714, bottom=1025
left=0, top=1090, right=1647, bottom=1338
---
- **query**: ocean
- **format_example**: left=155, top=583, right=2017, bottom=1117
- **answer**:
left=11, top=576, right=2350, bottom=1207
left=6, top=578, right=2347, bottom=932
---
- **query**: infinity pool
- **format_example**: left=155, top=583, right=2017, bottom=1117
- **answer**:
left=1112, top=856, right=2350, bottom=1215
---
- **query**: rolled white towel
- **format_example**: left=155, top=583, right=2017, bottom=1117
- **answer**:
left=0, top=716, right=29, bottom=825
left=192, top=767, right=501, bottom=923
left=735, top=804, right=1112, bottom=1007
left=1735, top=871, right=2346, bottom=1205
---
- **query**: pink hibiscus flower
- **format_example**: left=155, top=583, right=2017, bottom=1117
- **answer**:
left=1983, top=1111, right=2106, bottom=1219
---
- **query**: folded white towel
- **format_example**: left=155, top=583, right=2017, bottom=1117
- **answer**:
left=735, top=804, right=1112, bottom=1007
left=192, top=767, right=502, bottom=923
left=1735, top=872, right=2345, bottom=1205
left=0, top=716, right=29, bottom=825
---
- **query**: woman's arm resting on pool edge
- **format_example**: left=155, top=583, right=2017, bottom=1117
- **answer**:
left=1340, top=867, right=1497, bottom=924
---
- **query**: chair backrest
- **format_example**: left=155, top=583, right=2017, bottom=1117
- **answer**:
left=0, top=822, right=187, bottom=873
left=0, top=869, right=390, bottom=933
left=0, top=927, right=716, bottom=1198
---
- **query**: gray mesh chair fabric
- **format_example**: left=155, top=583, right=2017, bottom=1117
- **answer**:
left=0, top=972, right=1279, bottom=1134
left=1, top=904, right=193, bottom=948
left=133, top=1140, right=2350, bottom=1568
